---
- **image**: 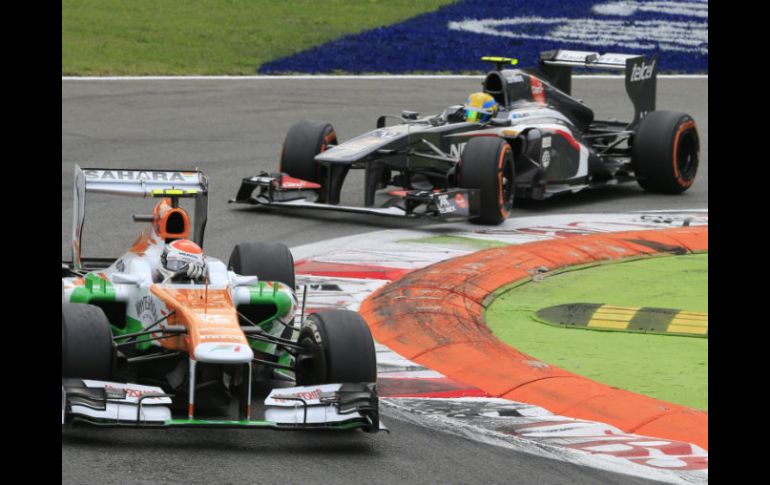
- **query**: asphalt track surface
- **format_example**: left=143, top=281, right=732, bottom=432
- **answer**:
left=62, top=77, right=707, bottom=484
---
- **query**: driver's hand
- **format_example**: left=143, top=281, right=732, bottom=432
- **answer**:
left=184, top=262, right=206, bottom=280
left=447, top=105, right=466, bottom=123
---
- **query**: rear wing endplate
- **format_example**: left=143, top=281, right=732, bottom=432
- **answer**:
left=71, top=165, right=209, bottom=269
left=539, top=49, right=657, bottom=127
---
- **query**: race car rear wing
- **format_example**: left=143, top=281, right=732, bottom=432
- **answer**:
left=70, top=165, right=209, bottom=269
left=539, top=49, right=657, bottom=127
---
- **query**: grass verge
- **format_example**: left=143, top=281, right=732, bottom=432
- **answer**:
left=485, top=253, right=708, bottom=410
left=62, top=0, right=456, bottom=75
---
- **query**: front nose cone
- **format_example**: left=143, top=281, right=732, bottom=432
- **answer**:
left=194, top=343, right=254, bottom=364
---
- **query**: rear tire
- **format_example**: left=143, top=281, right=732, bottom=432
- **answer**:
left=228, top=242, right=296, bottom=290
left=295, top=310, right=377, bottom=386
left=62, top=303, right=116, bottom=380
left=632, top=111, right=700, bottom=194
left=280, top=120, right=337, bottom=184
left=459, top=137, right=515, bottom=225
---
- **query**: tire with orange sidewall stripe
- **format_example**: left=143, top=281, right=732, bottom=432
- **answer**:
left=279, top=120, right=338, bottom=184
left=631, top=111, right=700, bottom=194
left=459, top=136, right=515, bottom=225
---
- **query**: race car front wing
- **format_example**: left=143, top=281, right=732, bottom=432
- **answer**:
left=62, top=379, right=386, bottom=433
left=231, top=172, right=480, bottom=221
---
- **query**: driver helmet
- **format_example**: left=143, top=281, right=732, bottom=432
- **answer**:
left=464, top=92, right=498, bottom=123
left=161, top=239, right=205, bottom=278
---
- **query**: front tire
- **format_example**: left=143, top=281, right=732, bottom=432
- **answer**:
left=295, top=310, right=377, bottom=386
left=62, top=303, right=116, bottom=380
left=632, top=111, right=700, bottom=194
left=280, top=120, right=337, bottom=184
left=228, top=242, right=296, bottom=290
left=459, top=136, right=515, bottom=225
left=229, top=242, right=296, bottom=388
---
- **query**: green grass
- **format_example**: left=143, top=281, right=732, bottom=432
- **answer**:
left=62, top=0, right=456, bottom=75
left=485, top=253, right=708, bottom=410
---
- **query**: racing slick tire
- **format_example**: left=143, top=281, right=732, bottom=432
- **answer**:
left=295, top=310, right=377, bottom=386
left=632, top=111, right=700, bottom=194
left=459, top=136, right=515, bottom=225
left=280, top=119, right=337, bottom=184
left=62, top=303, right=116, bottom=380
left=280, top=120, right=348, bottom=204
left=228, top=242, right=296, bottom=290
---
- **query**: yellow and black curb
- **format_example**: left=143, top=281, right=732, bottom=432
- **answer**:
left=535, top=303, right=708, bottom=337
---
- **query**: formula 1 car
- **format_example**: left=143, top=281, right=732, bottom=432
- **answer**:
left=62, top=166, right=383, bottom=432
left=232, top=50, right=700, bottom=224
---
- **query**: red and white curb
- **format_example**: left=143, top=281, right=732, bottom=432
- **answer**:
left=292, top=210, right=708, bottom=484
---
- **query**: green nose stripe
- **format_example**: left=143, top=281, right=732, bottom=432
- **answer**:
left=535, top=303, right=708, bottom=337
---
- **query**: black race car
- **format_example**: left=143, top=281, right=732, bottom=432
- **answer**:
left=232, top=50, right=700, bottom=225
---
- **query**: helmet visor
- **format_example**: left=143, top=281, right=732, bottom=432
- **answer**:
left=465, top=108, right=492, bottom=123
left=165, top=259, right=187, bottom=272
left=465, top=109, right=481, bottom=122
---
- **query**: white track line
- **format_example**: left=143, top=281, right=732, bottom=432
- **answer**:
left=62, top=74, right=708, bottom=81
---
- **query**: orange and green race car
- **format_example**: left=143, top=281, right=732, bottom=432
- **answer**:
left=62, top=166, right=383, bottom=432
